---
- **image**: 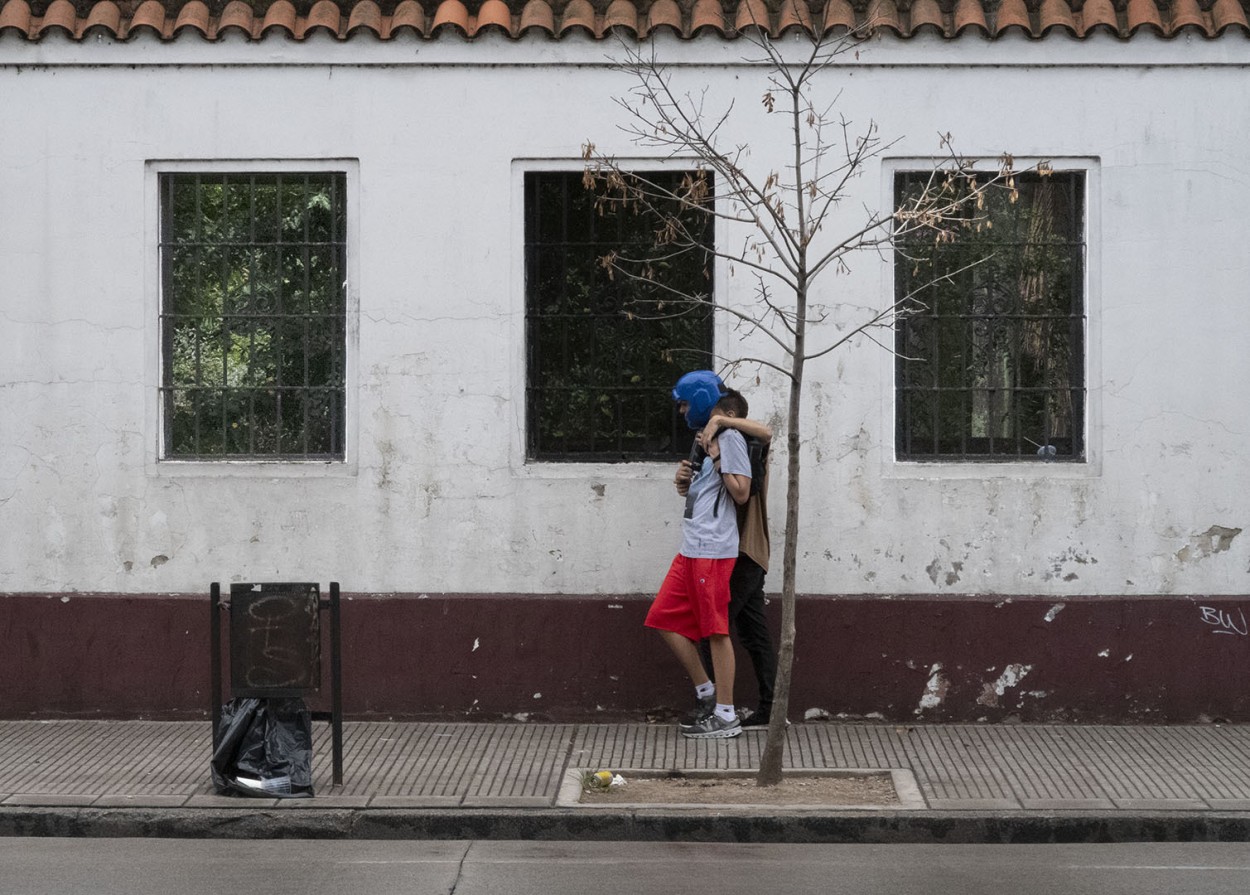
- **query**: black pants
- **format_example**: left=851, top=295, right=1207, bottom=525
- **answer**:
left=699, top=554, right=777, bottom=712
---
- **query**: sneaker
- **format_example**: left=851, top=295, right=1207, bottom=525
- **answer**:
left=680, top=712, right=743, bottom=739
left=740, top=709, right=790, bottom=731
left=682, top=694, right=716, bottom=725
left=740, top=708, right=766, bottom=728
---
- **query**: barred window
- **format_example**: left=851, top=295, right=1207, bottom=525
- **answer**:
left=524, top=170, right=713, bottom=461
left=894, top=170, right=1086, bottom=462
left=159, top=172, right=347, bottom=460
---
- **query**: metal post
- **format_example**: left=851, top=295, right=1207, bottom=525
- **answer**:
left=329, top=581, right=343, bottom=785
left=210, top=582, right=222, bottom=753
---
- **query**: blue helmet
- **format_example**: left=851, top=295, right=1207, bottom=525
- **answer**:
left=672, top=370, right=725, bottom=429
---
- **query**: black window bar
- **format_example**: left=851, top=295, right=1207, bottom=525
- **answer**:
left=524, top=170, right=714, bottom=461
left=159, top=172, right=347, bottom=460
left=894, top=170, right=1086, bottom=462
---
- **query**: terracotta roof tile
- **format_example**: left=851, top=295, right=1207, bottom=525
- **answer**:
left=1078, top=0, right=1121, bottom=36
left=517, top=0, right=554, bottom=33
left=259, top=0, right=298, bottom=37
left=127, top=0, right=170, bottom=38
left=477, top=0, right=513, bottom=33
left=866, top=0, right=904, bottom=35
left=776, top=0, right=812, bottom=33
left=1126, top=0, right=1165, bottom=33
left=603, top=0, right=636, bottom=32
left=1038, top=0, right=1078, bottom=35
left=0, top=0, right=1245, bottom=43
left=559, top=0, right=597, bottom=36
left=690, top=0, right=728, bottom=35
left=952, top=0, right=990, bottom=35
left=1169, top=0, right=1211, bottom=33
left=647, top=0, right=684, bottom=35
left=909, top=0, right=948, bottom=36
left=995, top=0, right=1033, bottom=37
left=171, top=0, right=210, bottom=38
left=217, top=0, right=256, bottom=37
left=0, top=0, right=31, bottom=35
left=820, top=0, right=857, bottom=35
left=391, top=0, right=428, bottom=35
left=301, top=0, right=343, bottom=36
left=82, top=1, right=122, bottom=36
left=430, top=0, right=469, bottom=33
left=734, top=0, right=771, bottom=33
left=345, top=0, right=382, bottom=34
left=1212, top=0, right=1250, bottom=31
left=34, top=0, right=76, bottom=38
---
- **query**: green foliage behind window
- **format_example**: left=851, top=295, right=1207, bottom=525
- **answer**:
left=895, top=171, right=1085, bottom=461
left=160, top=172, right=347, bottom=459
left=525, top=171, right=714, bottom=460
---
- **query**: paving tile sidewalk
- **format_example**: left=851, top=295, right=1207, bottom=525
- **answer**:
left=2, top=720, right=1250, bottom=841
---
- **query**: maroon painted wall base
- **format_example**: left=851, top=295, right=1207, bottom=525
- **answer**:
left=2, top=592, right=1247, bottom=723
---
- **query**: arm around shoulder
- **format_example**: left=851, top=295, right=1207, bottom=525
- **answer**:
left=705, top=413, right=773, bottom=444
left=715, top=428, right=753, bottom=505
left=722, top=472, right=751, bottom=505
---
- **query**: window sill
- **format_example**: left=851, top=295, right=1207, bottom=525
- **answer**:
left=516, top=459, right=677, bottom=480
left=884, top=459, right=1100, bottom=480
left=148, top=459, right=358, bottom=479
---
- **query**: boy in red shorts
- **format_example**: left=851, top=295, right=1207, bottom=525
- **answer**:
left=645, top=371, right=753, bottom=739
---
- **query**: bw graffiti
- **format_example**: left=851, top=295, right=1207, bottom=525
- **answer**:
left=1199, top=606, right=1248, bottom=636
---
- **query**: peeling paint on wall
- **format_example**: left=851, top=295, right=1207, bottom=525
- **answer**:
left=926, top=559, right=963, bottom=587
left=976, top=663, right=1033, bottom=707
left=1043, top=548, right=1097, bottom=582
left=916, top=663, right=948, bottom=714
left=1044, top=604, right=1065, bottom=622
left=1177, top=526, right=1242, bottom=564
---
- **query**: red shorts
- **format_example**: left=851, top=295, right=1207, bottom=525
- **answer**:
left=644, top=554, right=735, bottom=641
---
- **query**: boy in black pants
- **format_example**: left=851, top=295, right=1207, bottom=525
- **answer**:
left=675, top=390, right=780, bottom=729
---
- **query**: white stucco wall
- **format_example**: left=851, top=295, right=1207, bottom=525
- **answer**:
left=1, top=33, right=1247, bottom=595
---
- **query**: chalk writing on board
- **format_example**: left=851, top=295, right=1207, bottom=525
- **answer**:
left=1199, top=606, right=1248, bottom=637
left=230, top=583, right=320, bottom=693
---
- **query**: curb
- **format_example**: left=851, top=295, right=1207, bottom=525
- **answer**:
left=4, top=806, right=1250, bottom=843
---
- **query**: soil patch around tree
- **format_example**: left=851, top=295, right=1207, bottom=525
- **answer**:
left=569, top=769, right=904, bottom=808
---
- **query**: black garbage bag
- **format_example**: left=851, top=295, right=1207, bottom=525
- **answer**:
left=211, top=697, right=314, bottom=798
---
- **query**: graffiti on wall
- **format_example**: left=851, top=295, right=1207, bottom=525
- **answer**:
left=1199, top=606, right=1248, bottom=637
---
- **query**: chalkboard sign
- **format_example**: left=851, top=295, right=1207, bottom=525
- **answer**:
left=229, top=582, right=321, bottom=697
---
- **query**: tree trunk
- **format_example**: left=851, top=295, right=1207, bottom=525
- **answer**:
left=758, top=281, right=806, bottom=786
left=756, top=374, right=802, bottom=785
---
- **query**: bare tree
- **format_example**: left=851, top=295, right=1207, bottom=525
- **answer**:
left=586, top=15, right=1033, bottom=786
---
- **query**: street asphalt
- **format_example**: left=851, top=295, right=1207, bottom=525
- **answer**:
left=5, top=840, right=1250, bottom=895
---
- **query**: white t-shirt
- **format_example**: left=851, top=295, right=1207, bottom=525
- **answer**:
left=680, top=428, right=751, bottom=560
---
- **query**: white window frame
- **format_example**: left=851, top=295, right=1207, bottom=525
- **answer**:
left=879, top=156, right=1101, bottom=480
left=144, top=158, right=360, bottom=478
left=509, top=157, right=723, bottom=475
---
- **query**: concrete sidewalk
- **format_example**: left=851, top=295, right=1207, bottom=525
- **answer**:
left=2, top=719, right=1249, bottom=842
